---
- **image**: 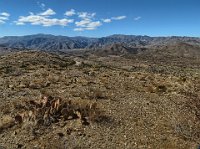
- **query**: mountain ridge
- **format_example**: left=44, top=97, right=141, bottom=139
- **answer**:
left=0, top=34, right=200, bottom=52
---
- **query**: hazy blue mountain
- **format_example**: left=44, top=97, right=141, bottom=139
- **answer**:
left=0, top=34, right=200, bottom=52
left=0, top=34, right=97, bottom=51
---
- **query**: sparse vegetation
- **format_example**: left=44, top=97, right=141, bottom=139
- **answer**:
left=0, top=50, right=199, bottom=148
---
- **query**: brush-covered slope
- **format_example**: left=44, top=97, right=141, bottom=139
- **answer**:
left=0, top=51, right=200, bottom=148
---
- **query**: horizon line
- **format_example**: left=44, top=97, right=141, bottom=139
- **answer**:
left=0, top=33, right=200, bottom=38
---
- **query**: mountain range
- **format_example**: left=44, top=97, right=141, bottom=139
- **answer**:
left=0, top=34, right=200, bottom=52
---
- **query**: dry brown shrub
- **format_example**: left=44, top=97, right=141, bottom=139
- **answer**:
left=10, top=94, right=104, bottom=127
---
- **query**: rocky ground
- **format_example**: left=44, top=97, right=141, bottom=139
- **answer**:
left=0, top=50, right=200, bottom=149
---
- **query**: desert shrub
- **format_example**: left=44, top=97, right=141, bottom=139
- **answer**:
left=156, top=85, right=167, bottom=93
left=10, top=95, right=104, bottom=128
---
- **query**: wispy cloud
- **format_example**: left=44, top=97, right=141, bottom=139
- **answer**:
left=74, top=28, right=84, bottom=31
left=15, top=9, right=73, bottom=26
left=65, top=9, right=76, bottom=16
left=74, top=11, right=102, bottom=31
left=39, top=8, right=56, bottom=16
left=37, top=2, right=46, bottom=10
left=134, top=16, right=141, bottom=21
left=101, top=15, right=127, bottom=23
left=78, top=12, right=96, bottom=20
left=112, top=16, right=126, bottom=20
left=75, top=20, right=102, bottom=31
left=1, top=12, right=10, bottom=17
left=0, top=12, right=10, bottom=24
left=41, top=3, right=46, bottom=8
left=102, top=18, right=112, bottom=23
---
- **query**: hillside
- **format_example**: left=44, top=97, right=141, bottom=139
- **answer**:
left=89, top=43, right=147, bottom=56
left=0, top=50, right=200, bottom=148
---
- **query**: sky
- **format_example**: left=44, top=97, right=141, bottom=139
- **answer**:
left=0, top=0, right=200, bottom=37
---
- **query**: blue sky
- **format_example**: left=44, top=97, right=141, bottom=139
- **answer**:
left=0, top=0, right=199, bottom=37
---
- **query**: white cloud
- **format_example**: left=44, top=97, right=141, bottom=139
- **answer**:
left=0, top=20, right=5, bottom=24
left=86, top=21, right=102, bottom=28
left=85, top=27, right=98, bottom=30
left=15, top=9, right=73, bottom=27
left=65, top=9, right=76, bottom=16
left=75, top=19, right=102, bottom=31
left=112, top=16, right=126, bottom=20
left=13, top=8, right=127, bottom=32
left=1, top=12, right=10, bottom=17
left=78, top=12, right=96, bottom=20
left=101, top=15, right=126, bottom=24
left=75, top=19, right=91, bottom=27
left=134, top=16, right=141, bottom=21
left=74, top=11, right=102, bottom=31
left=102, top=18, right=112, bottom=23
left=74, top=28, right=84, bottom=31
left=39, top=8, right=56, bottom=16
left=0, top=16, right=8, bottom=20
left=15, top=22, right=25, bottom=25
left=0, top=12, right=10, bottom=24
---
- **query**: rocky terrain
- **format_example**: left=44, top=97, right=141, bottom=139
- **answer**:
left=0, top=41, right=200, bottom=149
